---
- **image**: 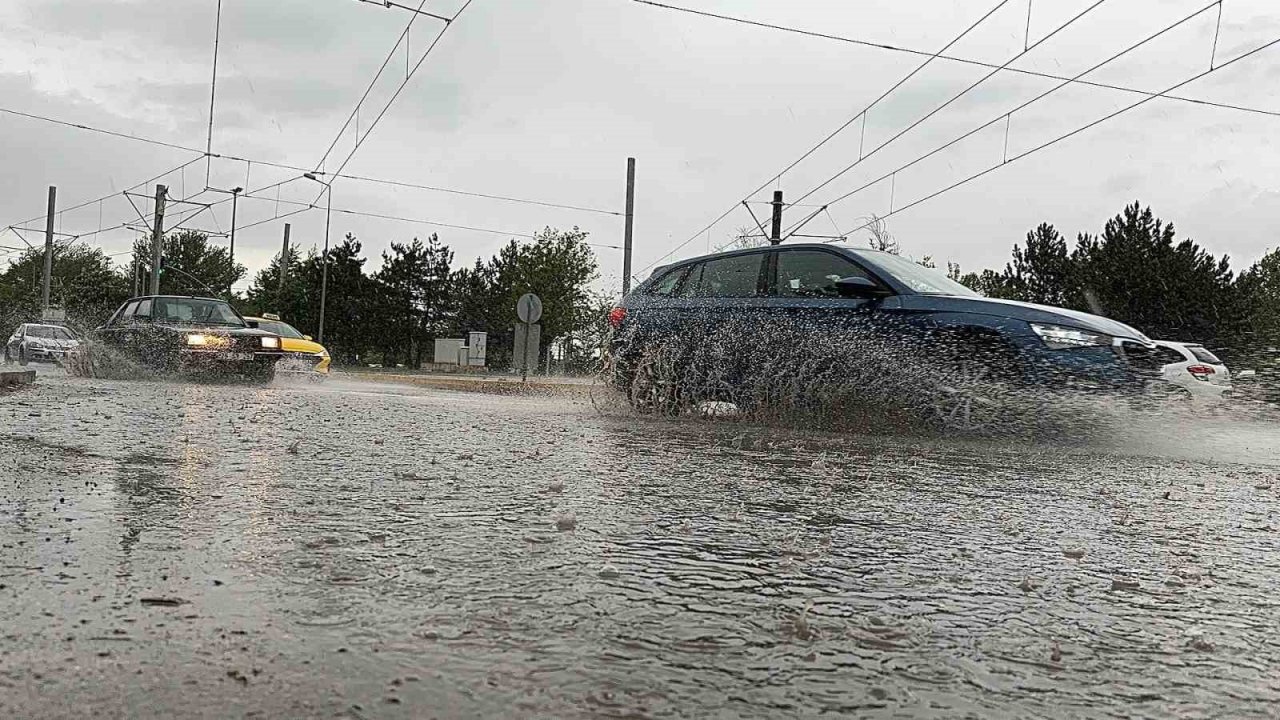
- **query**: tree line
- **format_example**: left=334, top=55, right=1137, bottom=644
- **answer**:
left=0, top=226, right=608, bottom=371
left=4, top=200, right=1277, bottom=371
left=946, top=202, right=1279, bottom=364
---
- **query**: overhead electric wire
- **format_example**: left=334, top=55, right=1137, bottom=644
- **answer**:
left=807, top=1, right=1223, bottom=226
left=0, top=106, right=207, bottom=155
left=1, top=156, right=206, bottom=231
left=314, top=0, right=476, bottom=205
left=631, top=0, right=1279, bottom=121
left=0, top=105, right=616, bottom=220
left=334, top=172, right=623, bottom=216
left=839, top=34, right=1280, bottom=238
left=313, top=0, right=443, bottom=172
left=636, top=0, right=1014, bottom=274
left=789, top=0, right=1113, bottom=208
left=235, top=194, right=535, bottom=238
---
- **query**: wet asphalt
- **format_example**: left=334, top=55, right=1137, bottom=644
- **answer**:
left=2, top=368, right=1280, bottom=719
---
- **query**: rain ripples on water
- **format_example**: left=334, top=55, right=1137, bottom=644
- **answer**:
left=2, top=370, right=1280, bottom=717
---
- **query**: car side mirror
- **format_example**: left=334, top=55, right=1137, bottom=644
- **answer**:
left=246, top=320, right=260, bottom=329
left=303, top=335, right=313, bottom=341
left=835, top=276, right=889, bottom=299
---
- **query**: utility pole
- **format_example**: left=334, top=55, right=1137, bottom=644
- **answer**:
left=40, top=186, right=56, bottom=318
left=228, top=187, right=240, bottom=277
left=622, top=157, right=636, bottom=294
left=149, top=184, right=167, bottom=295
left=769, top=190, right=784, bottom=245
left=278, top=223, right=291, bottom=305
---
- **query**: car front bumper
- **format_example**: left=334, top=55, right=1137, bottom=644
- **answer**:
left=1008, top=335, right=1155, bottom=393
left=27, top=346, right=74, bottom=362
left=277, top=352, right=330, bottom=374
left=178, top=348, right=284, bottom=372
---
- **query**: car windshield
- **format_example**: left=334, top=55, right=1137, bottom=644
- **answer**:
left=258, top=320, right=305, bottom=339
left=27, top=326, right=74, bottom=340
left=860, top=251, right=981, bottom=296
left=152, top=298, right=245, bottom=326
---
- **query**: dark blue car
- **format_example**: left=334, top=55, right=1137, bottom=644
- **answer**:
left=604, top=243, right=1161, bottom=429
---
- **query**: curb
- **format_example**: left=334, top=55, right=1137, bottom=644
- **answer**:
left=0, top=370, right=37, bottom=389
left=342, top=372, right=594, bottom=398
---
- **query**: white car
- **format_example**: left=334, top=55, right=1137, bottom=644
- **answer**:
left=1153, top=340, right=1231, bottom=399
left=4, top=323, right=81, bottom=366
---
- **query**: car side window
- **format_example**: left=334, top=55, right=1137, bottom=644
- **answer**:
left=686, top=254, right=765, bottom=298
left=117, top=301, right=140, bottom=325
left=648, top=267, right=689, bottom=297
left=1156, top=346, right=1188, bottom=365
left=135, top=299, right=152, bottom=319
left=776, top=250, right=873, bottom=298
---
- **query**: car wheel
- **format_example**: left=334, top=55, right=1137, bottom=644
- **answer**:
left=921, top=337, right=1023, bottom=433
left=629, top=343, right=686, bottom=415
left=247, top=364, right=276, bottom=384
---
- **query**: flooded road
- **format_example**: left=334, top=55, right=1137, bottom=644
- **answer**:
left=3, top=370, right=1280, bottom=718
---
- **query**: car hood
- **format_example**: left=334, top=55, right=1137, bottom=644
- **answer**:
left=897, top=295, right=1150, bottom=341
left=28, top=337, right=79, bottom=348
left=281, top=337, right=326, bottom=354
left=149, top=323, right=275, bottom=337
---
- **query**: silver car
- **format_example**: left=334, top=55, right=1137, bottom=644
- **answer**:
left=4, top=323, right=81, bottom=365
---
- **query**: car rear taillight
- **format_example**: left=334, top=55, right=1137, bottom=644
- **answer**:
left=607, top=307, right=627, bottom=329
left=1188, top=364, right=1215, bottom=380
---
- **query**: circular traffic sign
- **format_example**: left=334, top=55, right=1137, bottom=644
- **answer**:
left=516, top=293, right=543, bottom=324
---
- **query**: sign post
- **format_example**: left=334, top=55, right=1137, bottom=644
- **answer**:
left=514, top=293, right=543, bottom=382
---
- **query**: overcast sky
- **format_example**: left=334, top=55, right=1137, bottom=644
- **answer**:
left=1, top=0, right=1277, bottom=296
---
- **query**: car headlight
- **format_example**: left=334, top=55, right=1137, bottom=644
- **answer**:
left=261, top=337, right=280, bottom=349
left=186, top=334, right=210, bottom=346
left=1030, top=323, right=1112, bottom=350
left=317, top=349, right=329, bottom=358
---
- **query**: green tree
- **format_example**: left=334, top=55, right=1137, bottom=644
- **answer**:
left=375, top=234, right=454, bottom=368
left=486, top=227, right=599, bottom=368
left=1005, top=223, right=1073, bottom=306
left=1236, top=247, right=1280, bottom=346
left=304, top=234, right=380, bottom=364
left=129, top=230, right=244, bottom=298
left=243, top=244, right=310, bottom=329
left=1070, top=202, right=1237, bottom=343
left=0, top=245, right=130, bottom=330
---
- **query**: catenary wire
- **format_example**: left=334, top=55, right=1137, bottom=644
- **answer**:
left=631, top=0, right=1279, bottom=120
left=811, top=1, right=1222, bottom=222
left=839, top=36, right=1280, bottom=238
left=789, top=0, right=1113, bottom=208
left=636, top=0, right=1014, bottom=274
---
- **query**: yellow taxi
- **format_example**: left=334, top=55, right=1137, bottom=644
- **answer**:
left=243, top=314, right=330, bottom=374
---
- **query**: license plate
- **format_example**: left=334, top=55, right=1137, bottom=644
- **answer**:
left=218, top=352, right=254, bottom=361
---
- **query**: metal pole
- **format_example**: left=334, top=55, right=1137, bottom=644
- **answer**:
left=228, top=189, right=239, bottom=275
left=149, top=184, right=167, bottom=295
left=622, top=157, right=635, bottom=294
left=278, top=222, right=291, bottom=306
left=40, top=186, right=56, bottom=317
left=317, top=186, right=332, bottom=344
left=770, top=190, right=784, bottom=245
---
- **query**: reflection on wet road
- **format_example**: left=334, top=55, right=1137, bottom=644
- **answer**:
left=3, top=371, right=1280, bottom=718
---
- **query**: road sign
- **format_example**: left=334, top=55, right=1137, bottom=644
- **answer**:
left=516, top=293, right=543, bottom=324
left=514, top=322, right=541, bottom=380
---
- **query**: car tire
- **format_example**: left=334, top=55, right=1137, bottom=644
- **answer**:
left=247, top=364, right=276, bottom=384
left=920, top=336, right=1023, bottom=433
left=628, top=342, right=687, bottom=415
